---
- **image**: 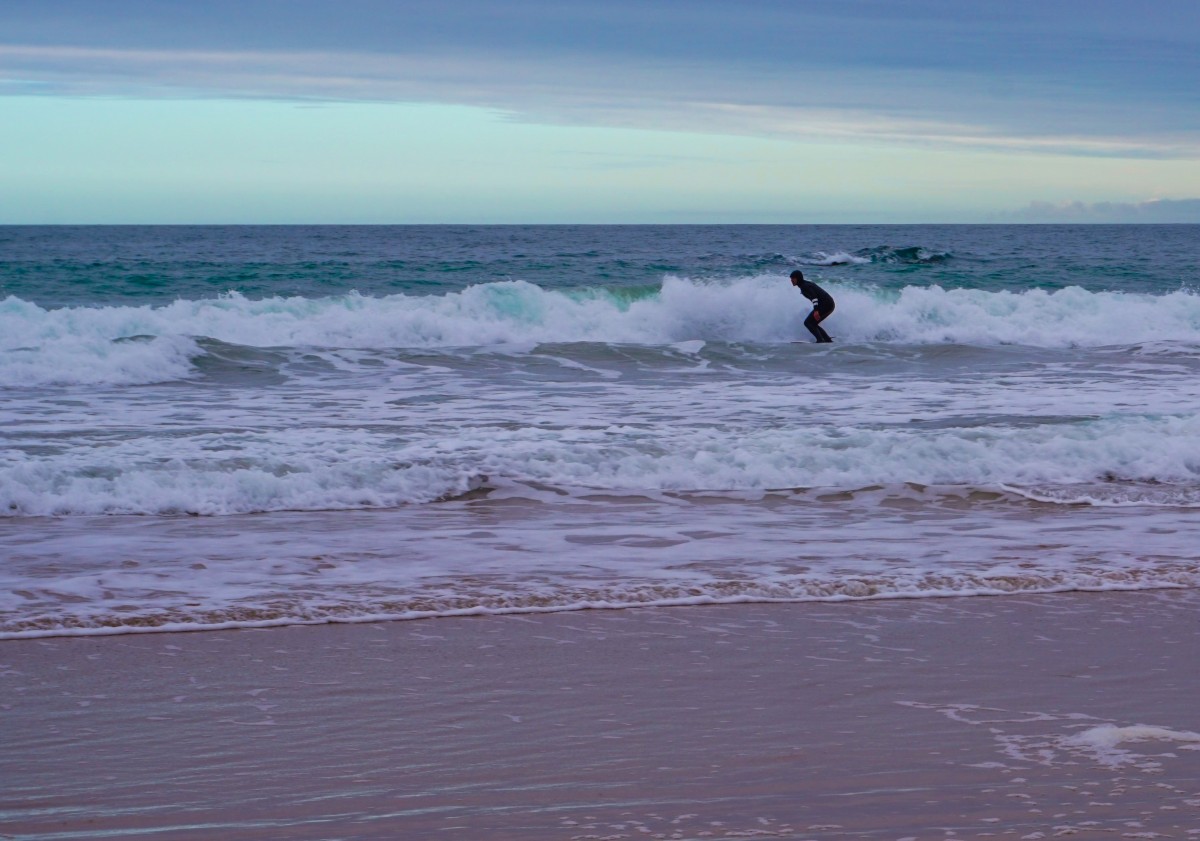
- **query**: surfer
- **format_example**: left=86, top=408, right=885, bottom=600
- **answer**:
left=790, top=270, right=835, bottom=343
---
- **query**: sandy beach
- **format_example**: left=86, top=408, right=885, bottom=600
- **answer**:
left=4, top=590, right=1200, bottom=840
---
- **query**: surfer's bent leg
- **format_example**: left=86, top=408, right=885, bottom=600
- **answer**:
left=804, top=309, right=833, bottom=343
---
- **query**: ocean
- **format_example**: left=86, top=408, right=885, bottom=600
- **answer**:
left=2, top=224, right=1198, bottom=638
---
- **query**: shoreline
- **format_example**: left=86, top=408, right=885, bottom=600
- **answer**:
left=3, top=581, right=1195, bottom=641
left=5, top=589, right=1200, bottom=839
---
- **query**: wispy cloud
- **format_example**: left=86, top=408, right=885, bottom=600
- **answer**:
left=1009, top=198, right=1200, bottom=223
left=1, top=0, right=1198, bottom=159
left=2, top=41, right=1198, bottom=161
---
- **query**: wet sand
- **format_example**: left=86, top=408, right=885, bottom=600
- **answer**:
left=4, top=590, right=1200, bottom=840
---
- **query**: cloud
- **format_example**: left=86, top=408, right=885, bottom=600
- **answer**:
left=1009, top=198, right=1200, bottom=223
left=2, top=43, right=1198, bottom=162
left=1, top=1, right=1198, bottom=158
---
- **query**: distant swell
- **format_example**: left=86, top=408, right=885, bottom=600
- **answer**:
left=857, top=245, right=953, bottom=264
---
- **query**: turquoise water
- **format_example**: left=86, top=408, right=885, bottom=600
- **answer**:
left=3, top=224, right=1195, bottom=307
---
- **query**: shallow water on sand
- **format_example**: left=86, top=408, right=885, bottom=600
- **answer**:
left=4, top=592, right=1199, bottom=839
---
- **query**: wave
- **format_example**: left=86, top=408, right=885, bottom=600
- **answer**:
left=0, top=331, right=200, bottom=387
left=855, top=245, right=953, bottom=264
left=794, top=245, right=950, bottom=266
left=801, top=250, right=871, bottom=266
left=3, top=278, right=1200, bottom=386
left=4, top=559, right=1197, bottom=639
left=5, top=414, right=1200, bottom=517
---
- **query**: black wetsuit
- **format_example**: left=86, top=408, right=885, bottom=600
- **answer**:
left=796, top=279, right=835, bottom=343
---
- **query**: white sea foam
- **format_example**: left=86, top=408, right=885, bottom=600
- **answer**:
left=1066, top=724, right=1200, bottom=769
left=1070, top=724, right=1200, bottom=751
left=1, top=429, right=483, bottom=516
left=4, top=413, right=1199, bottom=516
left=0, top=331, right=199, bottom=387
left=3, top=280, right=1199, bottom=386
left=3, top=499, right=1198, bottom=638
left=808, top=251, right=871, bottom=266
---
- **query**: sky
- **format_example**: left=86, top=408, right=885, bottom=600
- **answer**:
left=2, top=0, right=1199, bottom=223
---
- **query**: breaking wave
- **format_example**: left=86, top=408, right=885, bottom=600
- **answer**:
left=3, top=278, right=1199, bottom=386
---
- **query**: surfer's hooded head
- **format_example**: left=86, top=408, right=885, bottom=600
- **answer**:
left=789, top=270, right=804, bottom=287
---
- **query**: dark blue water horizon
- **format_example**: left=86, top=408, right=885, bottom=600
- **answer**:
left=3, top=223, right=1197, bottom=308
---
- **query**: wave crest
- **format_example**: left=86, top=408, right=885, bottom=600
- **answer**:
left=3, top=279, right=1200, bottom=386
